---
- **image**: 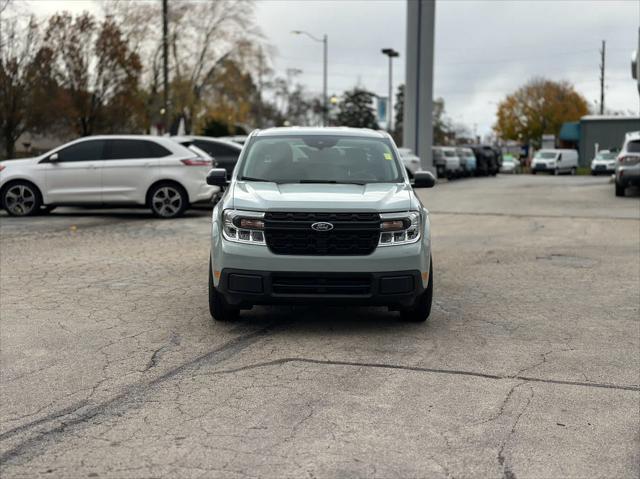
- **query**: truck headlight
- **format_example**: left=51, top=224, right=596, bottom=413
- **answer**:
left=222, top=209, right=266, bottom=245
left=379, top=211, right=421, bottom=246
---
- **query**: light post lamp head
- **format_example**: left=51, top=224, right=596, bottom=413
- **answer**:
left=381, top=48, right=400, bottom=58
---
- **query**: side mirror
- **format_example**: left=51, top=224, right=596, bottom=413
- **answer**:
left=206, top=168, right=228, bottom=187
left=413, top=171, right=436, bottom=188
left=49, top=153, right=59, bottom=162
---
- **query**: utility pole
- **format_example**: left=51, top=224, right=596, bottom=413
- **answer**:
left=162, top=0, right=170, bottom=134
left=599, top=40, right=605, bottom=115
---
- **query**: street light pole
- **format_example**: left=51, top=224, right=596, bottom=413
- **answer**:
left=381, top=48, right=399, bottom=133
left=322, top=34, right=328, bottom=126
left=292, top=30, right=328, bottom=126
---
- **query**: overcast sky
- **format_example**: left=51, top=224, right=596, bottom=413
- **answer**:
left=29, top=0, right=640, bottom=135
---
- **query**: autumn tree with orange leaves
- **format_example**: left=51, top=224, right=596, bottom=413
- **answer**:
left=494, top=78, right=588, bottom=147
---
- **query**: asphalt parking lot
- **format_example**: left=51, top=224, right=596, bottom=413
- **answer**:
left=1, top=175, right=639, bottom=478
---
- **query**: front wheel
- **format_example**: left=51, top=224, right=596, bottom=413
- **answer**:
left=2, top=182, right=42, bottom=217
left=615, top=182, right=625, bottom=197
left=554, top=168, right=560, bottom=176
left=570, top=167, right=577, bottom=176
left=148, top=183, right=188, bottom=219
left=400, top=259, right=433, bottom=323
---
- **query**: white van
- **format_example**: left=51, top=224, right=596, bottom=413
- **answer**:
left=531, top=149, right=579, bottom=175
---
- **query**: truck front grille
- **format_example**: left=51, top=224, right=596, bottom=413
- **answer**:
left=272, top=273, right=372, bottom=295
left=264, top=212, right=380, bottom=256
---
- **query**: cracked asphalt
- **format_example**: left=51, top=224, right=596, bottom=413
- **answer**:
left=1, top=175, right=639, bottom=478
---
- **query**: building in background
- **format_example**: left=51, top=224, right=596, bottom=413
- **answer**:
left=559, top=115, right=640, bottom=165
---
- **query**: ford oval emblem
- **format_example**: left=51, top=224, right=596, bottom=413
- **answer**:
left=311, top=221, right=334, bottom=232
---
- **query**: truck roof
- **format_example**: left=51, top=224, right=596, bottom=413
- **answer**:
left=254, top=127, right=389, bottom=139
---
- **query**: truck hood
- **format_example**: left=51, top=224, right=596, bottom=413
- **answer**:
left=231, top=182, right=412, bottom=212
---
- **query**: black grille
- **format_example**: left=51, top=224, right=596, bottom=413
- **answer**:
left=264, top=212, right=380, bottom=256
left=272, top=274, right=372, bottom=295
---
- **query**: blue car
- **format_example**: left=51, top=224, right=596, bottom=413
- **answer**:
left=456, top=147, right=477, bottom=176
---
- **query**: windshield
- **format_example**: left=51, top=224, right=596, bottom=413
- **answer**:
left=443, top=150, right=457, bottom=158
left=238, top=135, right=403, bottom=184
left=535, top=152, right=557, bottom=159
left=596, top=152, right=616, bottom=160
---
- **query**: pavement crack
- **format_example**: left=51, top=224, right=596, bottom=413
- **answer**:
left=0, top=323, right=283, bottom=467
left=497, top=385, right=534, bottom=479
left=209, top=357, right=640, bottom=392
left=143, top=331, right=181, bottom=372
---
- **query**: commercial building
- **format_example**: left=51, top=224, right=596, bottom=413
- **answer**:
left=559, top=115, right=640, bottom=166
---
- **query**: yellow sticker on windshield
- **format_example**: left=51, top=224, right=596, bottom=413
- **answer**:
left=384, top=152, right=392, bottom=160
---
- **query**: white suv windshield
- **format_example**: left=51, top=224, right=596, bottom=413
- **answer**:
left=535, top=152, right=557, bottom=159
left=238, top=136, right=403, bottom=184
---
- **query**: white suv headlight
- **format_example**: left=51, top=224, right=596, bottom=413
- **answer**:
left=378, top=211, right=421, bottom=246
left=222, top=209, right=266, bottom=245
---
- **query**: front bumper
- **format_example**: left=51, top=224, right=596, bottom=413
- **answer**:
left=216, top=268, right=425, bottom=308
left=591, top=164, right=615, bottom=174
left=532, top=163, right=554, bottom=172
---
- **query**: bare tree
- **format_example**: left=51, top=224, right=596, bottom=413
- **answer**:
left=44, top=12, right=142, bottom=136
left=107, top=0, right=262, bottom=133
left=0, top=8, right=54, bottom=158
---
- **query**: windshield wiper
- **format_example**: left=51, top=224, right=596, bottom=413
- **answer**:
left=239, top=176, right=275, bottom=182
left=297, top=179, right=366, bottom=185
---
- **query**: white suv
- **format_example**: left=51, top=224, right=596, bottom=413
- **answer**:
left=615, top=131, right=640, bottom=197
left=0, top=135, right=219, bottom=218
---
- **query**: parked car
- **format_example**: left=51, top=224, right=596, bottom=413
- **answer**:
left=615, top=131, right=640, bottom=197
left=0, top=135, right=218, bottom=218
left=206, top=127, right=436, bottom=322
left=397, top=147, right=421, bottom=178
left=441, top=147, right=462, bottom=178
left=432, top=147, right=461, bottom=179
left=433, top=147, right=447, bottom=178
left=500, top=154, right=517, bottom=174
left=172, top=136, right=242, bottom=177
left=218, top=135, right=248, bottom=145
left=590, top=150, right=617, bottom=175
left=531, top=149, right=578, bottom=175
left=456, top=147, right=477, bottom=176
left=465, top=144, right=500, bottom=176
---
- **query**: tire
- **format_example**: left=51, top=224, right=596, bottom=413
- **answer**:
left=532, top=170, right=537, bottom=175
left=615, top=182, right=625, bottom=197
left=570, top=167, right=577, bottom=176
left=554, top=168, right=559, bottom=176
left=40, top=205, right=57, bottom=214
left=400, top=258, right=433, bottom=323
left=148, top=182, right=188, bottom=219
left=208, top=259, right=240, bottom=321
left=1, top=181, right=42, bottom=217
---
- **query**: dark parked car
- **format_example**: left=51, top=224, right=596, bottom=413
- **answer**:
left=172, top=136, right=242, bottom=177
left=464, top=144, right=501, bottom=176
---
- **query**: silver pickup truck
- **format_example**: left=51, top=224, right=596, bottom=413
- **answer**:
left=206, top=127, right=436, bottom=322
